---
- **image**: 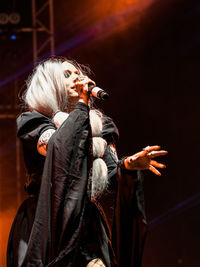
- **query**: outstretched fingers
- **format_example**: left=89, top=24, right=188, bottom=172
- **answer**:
left=149, top=150, right=168, bottom=158
left=149, top=165, right=161, bottom=176
left=150, top=160, right=166, bottom=169
left=143, top=145, right=160, bottom=152
left=149, top=159, right=166, bottom=175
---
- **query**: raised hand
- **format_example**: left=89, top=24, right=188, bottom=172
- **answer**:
left=75, top=75, right=95, bottom=104
left=124, top=145, right=168, bottom=175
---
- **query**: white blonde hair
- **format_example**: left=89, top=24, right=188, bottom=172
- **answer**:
left=24, top=58, right=109, bottom=199
left=24, top=60, right=68, bottom=116
left=89, top=111, right=109, bottom=199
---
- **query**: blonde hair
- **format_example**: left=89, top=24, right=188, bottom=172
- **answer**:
left=89, top=111, right=109, bottom=199
left=24, top=60, right=67, bottom=117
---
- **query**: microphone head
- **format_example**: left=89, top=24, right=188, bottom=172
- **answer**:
left=99, top=91, right=109, bottom=100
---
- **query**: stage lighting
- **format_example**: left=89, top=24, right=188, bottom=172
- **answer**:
left=0, top=13, right=9, bottom=25
left=10, top=34, right=17, bottom=40
left=9, top=13, right=21, bottom=25
left=0, top=12, right=21, bottom=41
left=0, top=12, right=21, bottom=25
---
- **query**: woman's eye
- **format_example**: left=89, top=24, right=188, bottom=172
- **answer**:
left=64, top=71, right=71, bottom=78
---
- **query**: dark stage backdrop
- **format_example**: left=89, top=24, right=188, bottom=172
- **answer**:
left=0, top=0, right=200, bottom=266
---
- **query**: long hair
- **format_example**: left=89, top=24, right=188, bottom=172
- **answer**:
left=89, top=109, right=109, bottom=199
left=24, top=57, right=109, bottom=199
left=24, top=59, right=66, bottom=117
left=23, top=57, right=92, bottom=116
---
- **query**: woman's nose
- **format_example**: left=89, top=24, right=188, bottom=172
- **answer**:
left=73, top=74, right=84, bottom=83
left=77, top=75, right=85, bottom=81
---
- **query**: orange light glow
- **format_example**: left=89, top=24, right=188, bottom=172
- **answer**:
left=0, top=208, right=17, bottom=267
left=80, top=0, right=155, bottom=37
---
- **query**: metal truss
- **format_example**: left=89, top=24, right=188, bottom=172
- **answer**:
left=0, top=0, right=55, bottom=206
left=31, top=0, right=55, bottom=65
left=20, top=0, right=55, bottom=66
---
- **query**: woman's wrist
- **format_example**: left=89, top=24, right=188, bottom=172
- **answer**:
left=118, top=158, right=138, bottom=178
left=78, top=96, right=91, bottom=105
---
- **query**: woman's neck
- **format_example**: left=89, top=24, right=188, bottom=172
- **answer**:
left=67, top=98, right=79, bottom=113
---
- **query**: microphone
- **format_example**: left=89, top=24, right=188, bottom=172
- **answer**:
left=88, top=83, right=109, bottom=100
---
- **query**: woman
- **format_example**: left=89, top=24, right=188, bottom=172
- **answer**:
left=7, top=57, right=167, bottom=267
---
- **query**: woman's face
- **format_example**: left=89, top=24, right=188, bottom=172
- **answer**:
left=61, top=61, right=83, bottom=99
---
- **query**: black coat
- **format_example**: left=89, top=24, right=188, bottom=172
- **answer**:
left=7, top=102, right=147, bottom=267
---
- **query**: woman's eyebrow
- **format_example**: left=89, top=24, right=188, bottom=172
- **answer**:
left=64, top=69, right=71, bottom=72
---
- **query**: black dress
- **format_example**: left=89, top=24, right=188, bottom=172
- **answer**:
left=7, top=102, right=147, bottom=267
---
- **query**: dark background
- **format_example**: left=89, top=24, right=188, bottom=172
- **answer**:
left=0, top=0, right=200, bottom=266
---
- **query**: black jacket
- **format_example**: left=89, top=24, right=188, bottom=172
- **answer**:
left=7, top=102, right=147, bottom=267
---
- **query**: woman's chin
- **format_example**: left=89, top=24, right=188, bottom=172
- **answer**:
left=68, top=92, right=79, bottom=98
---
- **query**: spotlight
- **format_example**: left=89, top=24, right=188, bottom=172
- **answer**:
left=0, top=12, right=21, bottom=25
left=9, top=13, right=21, bottom=25
left=0, top=13, right=9, bottom=25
